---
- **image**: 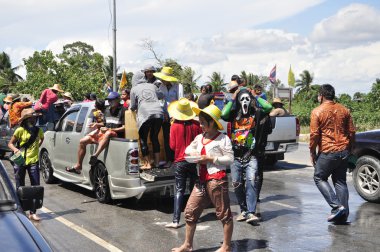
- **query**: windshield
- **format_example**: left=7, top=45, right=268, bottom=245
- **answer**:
left=0, top=163, right=17, bottom=211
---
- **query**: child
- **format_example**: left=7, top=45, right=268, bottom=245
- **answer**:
left=172, top=104, right=234, bottom=252
left=165, top=98, right=202, bottom=229
left=8, top=108, right=44, bottom=221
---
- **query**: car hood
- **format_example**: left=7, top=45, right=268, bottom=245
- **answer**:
left=0, top=211, right=51, bottom=251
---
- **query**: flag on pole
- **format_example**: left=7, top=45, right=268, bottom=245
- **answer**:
left=269, top=65, right=276, bottom=84
left=288, top=65, right=295, bottom=87
left=119, top=70, right=127, bottom=91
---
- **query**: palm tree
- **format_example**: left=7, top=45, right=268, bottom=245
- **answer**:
left=295, top=70, right=314, bottom=93
left=206, top=72, right=224, bottom=92
left=0, top=52, right=23, bottom=92
left=180, top=66, right=201, bottom=94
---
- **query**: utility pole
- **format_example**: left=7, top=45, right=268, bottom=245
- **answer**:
left=112, top=0, right=117, bottom=91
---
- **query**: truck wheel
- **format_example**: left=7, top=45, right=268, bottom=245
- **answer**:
left=40, top=150, right=56, bottom=184
left=353, top=155, right=380, bottom=203
left=93, top=162, right=112, bottom=204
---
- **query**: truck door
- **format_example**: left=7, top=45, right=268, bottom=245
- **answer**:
left=52, top=107, right=80, bottom=171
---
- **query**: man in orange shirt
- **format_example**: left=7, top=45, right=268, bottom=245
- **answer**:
left=4, top=94, right=33, bottom=128
left=310, top=84, right=355, bottom=224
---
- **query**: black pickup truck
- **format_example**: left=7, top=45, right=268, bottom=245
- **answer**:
left=351, top=129, right=380, bottom=203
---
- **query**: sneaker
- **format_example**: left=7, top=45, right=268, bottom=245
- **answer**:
left=246, top=213, right=259, bottom=224
left=165, top=222, right=179, bottom=229
left=236, top=211, right=247, bottom=222
left=328, top=206, right=346, bottom=222
left=29, top=213, right=41, bottom=221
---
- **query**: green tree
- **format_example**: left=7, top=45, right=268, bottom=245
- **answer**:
left=365, top=78, right=380, bottom=110
left=0, top=52, right=23, bottom=92
left=295, top=70, right=314, bottom=93
left=206, top=72, right=224, bottom=92
left=16, top=42, right=106, bottom=100
left=180, top=66, right=201, bottom=94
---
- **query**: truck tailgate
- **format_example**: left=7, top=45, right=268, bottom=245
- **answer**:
left=268, top=116, right=297, bottom=142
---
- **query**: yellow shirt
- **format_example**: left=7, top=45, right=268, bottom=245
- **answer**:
left=13, top=127, right=44, bottom=165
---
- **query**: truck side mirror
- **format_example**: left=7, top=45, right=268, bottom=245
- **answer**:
left=17, top=186, right=44, bottom=211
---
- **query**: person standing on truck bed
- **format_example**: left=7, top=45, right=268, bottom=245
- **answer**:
left=172, top=104, right=234, bottom=252
left=4, top=94, right=33, bottom=128
left=130, top=71, right=164, bottom=169
left=269, top=98, right=289, bottom=117
left=34, top=84, right=64, bottom=125
left=154, top=66, right=179, bottom=168
left=310, top=84, right=355, bottom=224
left=165, top=98, right=202, bottom=229
left=221, top=87, right=272, bottom=224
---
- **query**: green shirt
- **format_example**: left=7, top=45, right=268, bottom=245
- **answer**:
left=13, top=127, right=44, bottom=165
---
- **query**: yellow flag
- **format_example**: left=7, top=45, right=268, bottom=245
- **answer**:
left=119, top=70, right=127, bottom=90
left=288, top=65, right=295, bottom=87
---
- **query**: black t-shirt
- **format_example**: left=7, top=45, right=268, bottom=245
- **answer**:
left=104, top=105, right=126, bottom=138
left=197, top=94, right=214, bottom=109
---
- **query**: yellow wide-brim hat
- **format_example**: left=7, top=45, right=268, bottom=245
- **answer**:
left=192, top=104, right=224, bottom=130
left=168, top=98, right=198, bottom=121
left=49, top=83, right=64, bottom=92
left=153, top=66, right=178, bottom=82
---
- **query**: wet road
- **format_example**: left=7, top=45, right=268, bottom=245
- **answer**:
left=2, top=143, right=380, bottom=252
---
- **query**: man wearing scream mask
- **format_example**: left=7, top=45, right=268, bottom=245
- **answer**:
left=222, top=87, right=272, bottom=224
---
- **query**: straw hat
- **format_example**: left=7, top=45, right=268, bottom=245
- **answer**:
left=3, top=94, right=21, bottom=103
left=49, top=84, right=64, bottom=92
left=19, top=108, right=41, bottom=124
left=153, top=67, right=178, bottom=82
left=226, top=81, right=239, bottom=92
left=272, top=97, right=283, bottom=105
left=63, top=92, right=73, bottom=100
left=168, top=98, right=198, bottom=121
left=192, top=104, right=224, bottom=130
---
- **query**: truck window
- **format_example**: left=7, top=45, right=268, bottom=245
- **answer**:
left=60, top=111, right=79, bottom=132
left=76, top=107, right=89, bottom=133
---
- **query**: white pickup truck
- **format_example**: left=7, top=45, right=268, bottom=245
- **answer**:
left=39, top=102, right=176, bottom=203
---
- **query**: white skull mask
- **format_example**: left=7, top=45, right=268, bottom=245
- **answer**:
left=239, top=93, right=251, bottom=115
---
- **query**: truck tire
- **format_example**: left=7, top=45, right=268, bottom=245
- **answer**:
left=40, top=150, right=56, bottom=184
left=93, top=162, right=112, bottom=204
left=353, top=155, right=380, bottom=203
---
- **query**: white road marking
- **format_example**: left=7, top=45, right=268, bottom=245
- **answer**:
left=267, top=201, right=298, bottom=209
left=40, top=207, right=123, bottom=252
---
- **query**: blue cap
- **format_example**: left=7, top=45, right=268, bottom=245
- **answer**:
left=106, top=91, right=120, bottom=100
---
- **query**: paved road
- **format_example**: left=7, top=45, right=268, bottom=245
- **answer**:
left=2, top=143, right=380, bottom=251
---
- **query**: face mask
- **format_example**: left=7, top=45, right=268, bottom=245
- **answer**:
left=239, top=93, right=251, bottom=115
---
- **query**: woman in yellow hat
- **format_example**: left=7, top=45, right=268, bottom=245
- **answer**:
left=165, top=98, right=202, bottom=229
left=173, top=104, right=234, bottom=252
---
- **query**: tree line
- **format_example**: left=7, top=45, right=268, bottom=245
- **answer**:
left=1, top=41, right=379, bottom=131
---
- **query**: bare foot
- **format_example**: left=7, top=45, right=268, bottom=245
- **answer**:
left=171, top=244, right=193, bottom=252
left=215, top=245, right=231, bottom=252
left=140, top=163, right=152, bottom=170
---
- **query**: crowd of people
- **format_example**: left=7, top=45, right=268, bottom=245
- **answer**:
left=1, top=66, right=355, bottom=252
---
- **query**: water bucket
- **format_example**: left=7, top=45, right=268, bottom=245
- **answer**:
left=10, top=151, right=25, bottom=166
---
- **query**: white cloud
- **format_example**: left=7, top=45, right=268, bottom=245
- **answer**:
left=311, top=4, right=380, bottom=47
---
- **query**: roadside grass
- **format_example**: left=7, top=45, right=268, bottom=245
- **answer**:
left=299, top=124, right=379, bottom=136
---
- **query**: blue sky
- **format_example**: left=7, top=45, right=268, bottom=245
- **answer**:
left=1, top=0, right=380, bottom=96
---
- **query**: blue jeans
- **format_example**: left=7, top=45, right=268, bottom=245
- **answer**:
left=314, top=150, right=349, bottom=215
left=14, top=163, right=40, bottom=214
left=172, top=161, right=197, bottom=223
left=231, top=157, right=258, bottom=214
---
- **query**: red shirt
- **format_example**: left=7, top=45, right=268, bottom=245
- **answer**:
left=35, top=89, right=58, bottom=111
left=170, top=120, right=202, bottom=163
left=199, top=133, right=226, bottom=183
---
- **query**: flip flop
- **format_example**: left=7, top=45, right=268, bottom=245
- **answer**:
left=66, top=166, right=81, bottom=174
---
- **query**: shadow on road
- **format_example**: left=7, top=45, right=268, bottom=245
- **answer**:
left=266, top=162, right=310, bottom=171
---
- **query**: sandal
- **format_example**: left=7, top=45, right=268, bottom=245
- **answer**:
left=89, top=155, right=98, bottom=166
left=66, top=166, right=81, bottom=174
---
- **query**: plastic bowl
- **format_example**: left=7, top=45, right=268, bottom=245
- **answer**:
left=185, top=156, right=201, bottom=163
